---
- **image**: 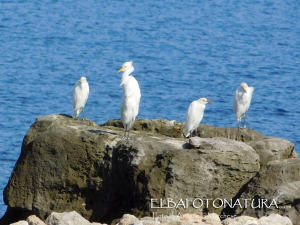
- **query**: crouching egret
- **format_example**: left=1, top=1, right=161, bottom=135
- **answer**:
left=233, top=82, right=254, bottom=129
left=73, top=76, right=89, bottom=120
left=184, top=98, right=212, bottom=138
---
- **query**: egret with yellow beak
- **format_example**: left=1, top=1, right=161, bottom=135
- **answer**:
left=118, top=61, right=141, bottom=139
left=184, top=98, right=212, bottom=138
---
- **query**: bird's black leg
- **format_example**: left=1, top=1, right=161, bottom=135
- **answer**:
left=82, top=108, right=85, bottom=120
left=243, top=114, right=247, bottom=128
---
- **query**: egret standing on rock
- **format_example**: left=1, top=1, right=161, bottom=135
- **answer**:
left=73, top=76, right=89, bottom=120
left=118, top=61, right=141, bottom=139
left=233, top=82, right=254, bottom=129
left=120, top=91, right=138, bottom=139
left=184, top=98, right=212, bottom=138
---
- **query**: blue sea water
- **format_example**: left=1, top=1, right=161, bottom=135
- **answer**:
left=0, top=0, right=299, bottom=218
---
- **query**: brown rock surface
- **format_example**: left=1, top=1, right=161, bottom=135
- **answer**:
left=0, top=115, right=298, bottom=225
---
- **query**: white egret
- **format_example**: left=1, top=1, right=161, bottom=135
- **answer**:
left=73, top=76, right=89, bottom=120
left=118, top=61, right=141, bottom=117
left=233, top=82, right=254, bottom=129
left=120, top=91, right=137, bottom=139
left=184, top=98, right=212, bottom=138
left=118, top=61, right=141, bottom=139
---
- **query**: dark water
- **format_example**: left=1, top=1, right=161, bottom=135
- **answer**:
left=0, top=0, right=299, bottom=217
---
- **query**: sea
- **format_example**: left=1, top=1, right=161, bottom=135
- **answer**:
left=0, top=0, right=299, bottom=218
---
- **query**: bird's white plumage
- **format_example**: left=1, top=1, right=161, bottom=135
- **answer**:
left=119, top=61, right=141, bottom=117
left=73, top=77, right=89, bottom=119
left=118, top=61, right=141, bottom=139
left=233, top=82, right=254, bottom=128
left=184, top=98, right=211, bottom=138
left=120, top=92, right=137, bottom=132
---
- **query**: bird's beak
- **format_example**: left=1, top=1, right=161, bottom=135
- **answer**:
left=243, top=88, right=247, bottom=93
left=79, top=78, right=85, bottom=82
left=206, top=100, right=212, bottom=103
left=118, top=67, right=125, bottom=73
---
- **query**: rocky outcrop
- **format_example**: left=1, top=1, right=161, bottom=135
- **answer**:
left=246, top=137, right=297, bottom=167
left=235, top=158, right=300, bottom=225
left=1, top=115, right=299, bottom=225
left=102, top=119, right=266, bottom=141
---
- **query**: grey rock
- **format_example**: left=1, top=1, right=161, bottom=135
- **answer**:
left=118, top=214, right=139, bottom=225
left=246, top=137, right=298, bottom=167
left=259, top=214, right=292, bottom=225
left=26, top=215, right=46, bottom=225
left=222, top=215, right=260, bottom=225
left=236, top=158, right=300, bottom=225
left=1, top=116, right=297, bottom=225
left=102, top=119, right=266, bottom=141
left=10, top=221, right=28, bottom=225
left=131, top=221, right=160, bottom=225
left=45, top=211, right=90, bottom=225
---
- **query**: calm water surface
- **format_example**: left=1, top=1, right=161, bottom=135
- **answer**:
left=0, top=0, right=299, bottom=217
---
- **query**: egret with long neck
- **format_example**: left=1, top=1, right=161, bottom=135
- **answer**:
left=118, top=61, right=141, bottom=139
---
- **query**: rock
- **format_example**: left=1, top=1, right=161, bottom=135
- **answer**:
left=136, top=216, right=160, bottom=225
left=158, top=215, right=181, bottom=224
left=132, top=221, right=160, bottom=225
left=45, top=211, right=90, bottom=225
left=118, top=214, right=139, bottom=225
left=259, top=214, right=292, bottom=225
left=102, top=119, right=266, bottom=141
left=246, top=137, right=298, bottom=166
left=140, top=216, right=158, bottom=221
left=202, top=213, right=222, bottom=225
left=26, top=215, right=46, bottom=225
left=180, top=213, right=203, bottom=223
left=91, top=223, right=108, bottom=225
left=3, top=115, right=112, bottom=223
left=222, top=215, right=260, bottom=225
left=110, top=135, right=259, bottom=217
left=236, top=158, right=300, bottom=225
left=189, top=137, right=255, bottom=153
left=1, top=115, right=297, bottom=225
left=10, top=221, right=28, bottom=225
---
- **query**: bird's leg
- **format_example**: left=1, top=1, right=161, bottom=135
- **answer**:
left=237, top=124, right=240, bottom=141
left=74, top=111, right=77, bottom=120
left=122, top=130, right=127, bottom=139
left=195, top=128, right=198, bottom=137
left=243, top=114, right=247, bottom=129
left=127, top=130, right=130, bottom=140
left=82, top=108, right=85, bottom=120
